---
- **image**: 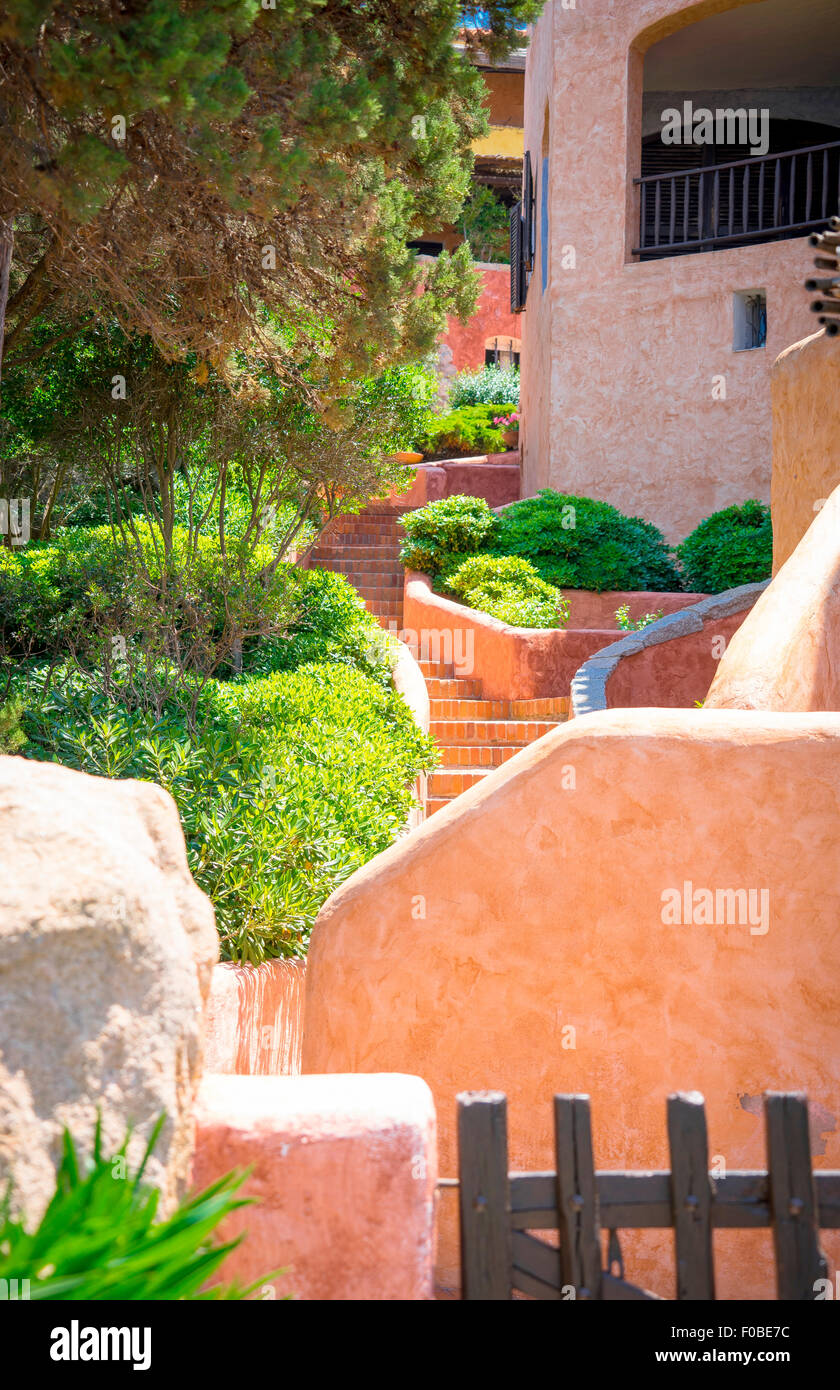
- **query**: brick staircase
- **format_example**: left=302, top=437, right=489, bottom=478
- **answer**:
left=307, top=505, right=405, bottom=632
left=421, top=658, right=568, bottom=815
left=308, top=501, right=569, bottom=818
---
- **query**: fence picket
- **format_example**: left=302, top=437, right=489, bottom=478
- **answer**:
left=457, top=1091, right=512, bottom=1300
left=765, top=1092, right=827, bottom=1300
left=668, top=1092, right=715, bottom=1300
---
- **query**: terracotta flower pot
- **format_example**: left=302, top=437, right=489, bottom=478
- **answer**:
left=501, top=429, right=519, bottom=449
left=391, top=450, right=424, bottom=464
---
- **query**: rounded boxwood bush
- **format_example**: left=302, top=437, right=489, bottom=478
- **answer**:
left=675, top=500, right=772, bottom=594
left=446, top=554, right=568, bottom=629
left=492, top=490, right=682, bottom=592
left=398, top=494, right=499, bottom=577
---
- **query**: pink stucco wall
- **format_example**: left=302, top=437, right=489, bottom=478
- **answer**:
left=193, top=1073, right=437, bottom=1300
left=302, top=707, right=840, bottom=1298
left=520, top=0, right=818, bottom=543
left=605, top=609, right=750, bottom=708
left=771, top=329, right=840, bottom=572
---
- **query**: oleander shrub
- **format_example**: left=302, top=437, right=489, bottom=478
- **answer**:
left=675, top=500, right=772, bottom=594
left=446, top=554, right=568, bottom=629
left=17, top=659, right=436, bottom=962
left=492, top=490, right=682, bottom=592
left=399, top=494, right=499, bottom=577
left=0, top=1114, right=272, bottom=1300
left=413, top=404, right=510, bottom=459
left=449, top=365, right=520, bottom=409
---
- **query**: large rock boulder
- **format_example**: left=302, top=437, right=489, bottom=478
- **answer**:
left=0, top=757, right=218, bottom=1221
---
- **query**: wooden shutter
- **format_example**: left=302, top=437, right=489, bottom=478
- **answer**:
left=510, top=203, right=525, bottom=312
left=522, top=151, right=535, bottom=272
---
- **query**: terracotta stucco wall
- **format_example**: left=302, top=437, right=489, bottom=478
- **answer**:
left=303, top=708, right=840, bottom=1297
left=443, top=266, right=520, bottom=372
left=771, top=329, right=840, bottom=572
left=521, top=0, right=818, bottom=542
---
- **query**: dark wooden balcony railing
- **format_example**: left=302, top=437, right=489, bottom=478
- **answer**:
left=633, top=140, right=840, bottom=259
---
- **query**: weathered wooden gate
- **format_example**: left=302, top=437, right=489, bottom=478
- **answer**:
left=457, top=1090, right=840, bottom=1300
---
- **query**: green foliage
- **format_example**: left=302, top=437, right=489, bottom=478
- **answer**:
left=446, top=553, right=567, bottom=628
left=675, top=500, right=772, bottom=594
left=0, top=696, right=27, bottom=753
left=493, top=490, right=682, bottom=593
left=414, top=403, right=512, bottom=459
left=459, top=184, right=511, bottom=264
left=0, top=1114, right=270, bottom=1300
left=615, top=605, right=664, bottom=632
left=398, top=494, right=499, bottom=577
left=18, top=656, right=436, bottom=962
left=449, top=365, right=520, bottom=409
left=353, top=362, right=437, bottom=454
left=244, top=566, right=393, bottom=682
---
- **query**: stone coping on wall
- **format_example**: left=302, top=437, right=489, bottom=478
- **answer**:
left=570, top=582, right=770, bottom=717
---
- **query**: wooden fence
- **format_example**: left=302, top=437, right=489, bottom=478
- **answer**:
left=457, top=1090, right=840, bottom=1300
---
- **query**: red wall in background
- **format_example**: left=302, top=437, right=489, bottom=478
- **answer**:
left=442, top=266, right=520, bottom=371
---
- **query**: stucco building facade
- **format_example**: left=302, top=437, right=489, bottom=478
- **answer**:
left=519, top=0, right=840, bottom=541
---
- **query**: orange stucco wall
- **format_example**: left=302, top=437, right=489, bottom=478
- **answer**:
left=520, top=0, right=818, bottom=543
left=605, top=609, right=749, bottom=707
left=302, top=708, right=840, bottom=1298
left=771, top=329, right=840, bottom=572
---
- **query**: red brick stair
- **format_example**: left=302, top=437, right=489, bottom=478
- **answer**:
left=307, top=504, right=406, bottom=632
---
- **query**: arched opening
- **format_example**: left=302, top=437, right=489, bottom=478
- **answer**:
left=632, top=0, right=840, bottom=258
left=484, top=334, right=521, bottom=367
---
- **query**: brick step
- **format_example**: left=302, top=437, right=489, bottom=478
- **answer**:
left=312, top=559, right=403, bottom=574
left=425, top=677, right=482, bottom=699
left=311, top=542, right=400, bottom=556
left=348, top=577, right=403, bottom=594
left=375, top=614, right=403, bottom=630
left=434, top=743, right=527, bottom=768
left=419, top=660, right=455, bottom=680
left=367, top=604, right=404, bottom=619
left=428, top=768, right=490, bottom=797
left=509, top=697, right=570, bottom=720
left=429, top=698, right=511, bottom=719
left=429, top=719, right=561, bottom=743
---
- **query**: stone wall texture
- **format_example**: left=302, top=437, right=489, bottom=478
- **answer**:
left=0, top=758, right=218, bottom=1221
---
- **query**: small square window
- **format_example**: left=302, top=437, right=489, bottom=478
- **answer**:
left=734, top=290, right=767, bottom=351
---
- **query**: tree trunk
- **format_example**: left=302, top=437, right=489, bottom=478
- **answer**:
left=0, top=217, right=14, bottom=402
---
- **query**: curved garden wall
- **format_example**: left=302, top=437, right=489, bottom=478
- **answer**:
left=571, top=583, right=768, bottom=716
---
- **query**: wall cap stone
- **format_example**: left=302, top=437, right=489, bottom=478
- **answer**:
left=570, top=582, right=769, bottom=716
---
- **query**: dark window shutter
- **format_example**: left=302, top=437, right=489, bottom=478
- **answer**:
left=523, top=151, right=535, bottom=272
left=510, top=203, right=525, bottom=312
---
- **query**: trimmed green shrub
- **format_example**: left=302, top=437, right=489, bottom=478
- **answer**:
left=18, top=659, right=436, bottom=963
left=0, top=1114, right=270, bottom=1300
left=399, top=494, right=499, bottom=577
left=492, top=490, right=682, bottom=592
left=675, top=500, right=772, bottom=594
left=450, top=365, right=520, bottom=409
left=413, top=403, right=511, bottom=458
left=446, top=554, right=568, bottom=629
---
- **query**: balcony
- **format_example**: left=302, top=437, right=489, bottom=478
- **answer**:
left=633, top=140, right=840, bottom=260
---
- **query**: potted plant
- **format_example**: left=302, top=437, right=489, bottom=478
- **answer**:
left=493, top=411, right=519, bottom=449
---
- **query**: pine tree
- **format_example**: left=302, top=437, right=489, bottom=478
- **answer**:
left=0, top=1, right=540, bottom=395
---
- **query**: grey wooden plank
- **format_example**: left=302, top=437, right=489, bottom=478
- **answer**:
left=554, top=1095, right=603, bottom=1299
left=457, top=1091, right=512, bottom=1300
left=668, top=1092, right=715, bottom=1300
left=512, top=1230, right=562, bottom=1288
left=765, top=1092, right=827, bottom=1300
